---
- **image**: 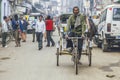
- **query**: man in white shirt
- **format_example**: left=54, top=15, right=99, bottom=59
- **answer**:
left=36, top=15, right=46, bottom=50
left=1, top=16, right=9, bottom=47
left=32, top=16, right=37, bottom=42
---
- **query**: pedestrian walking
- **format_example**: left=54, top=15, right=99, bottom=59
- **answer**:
left=32, top=16, right=37, bottom=42
left=45, top=15, right=55, bottom=47
left=7, top=16, right=14, bottom=40
left=1, top=16, right=9, bottom=48
left=20, top=16, right=29, bottom=42
left=12, top=14, right=21, bottom=47
left=7, top=16, right=13, bottom=30
left=36, top=15, right=46, bottom=50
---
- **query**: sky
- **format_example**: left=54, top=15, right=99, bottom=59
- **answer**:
left=33, top=0, right=60, bottom=3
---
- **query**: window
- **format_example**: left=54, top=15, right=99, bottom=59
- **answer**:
left=60, top=14, right=71, bottom=23
left=113, top=8, right=120, bottom=21
left=102, top=10, right=107, bottom=21
left=99, top=9, right=107, bottom=23
left=28, top=17, right=35, bottom=21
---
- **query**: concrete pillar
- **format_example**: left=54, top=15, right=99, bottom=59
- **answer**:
left=0, top=0, right=2, bottom=23
left=1, top=0, right=13, bottom=22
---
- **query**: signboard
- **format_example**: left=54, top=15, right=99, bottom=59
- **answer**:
left=15, top=6, right=26, bottom=14
left=22, top=3, right=32, bottom=9
left=84, top=1, right=90, bottom=8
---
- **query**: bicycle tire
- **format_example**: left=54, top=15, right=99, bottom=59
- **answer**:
left=87, top=41, right=92, bottom=67
left=60, top=37, right=62, bottom=53
left=88, top=48, right=92, bottom=66
left=74, top=48, right=78, bottom=75
left=56, top=48, right=59, bottom=66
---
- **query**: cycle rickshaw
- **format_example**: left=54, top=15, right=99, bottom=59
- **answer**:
left=56, top=14, right=92, bottom=75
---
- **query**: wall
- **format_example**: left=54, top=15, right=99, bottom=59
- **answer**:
left=0, top=0, right=2, bottom=23
left=1, top=0, right=11, bottom=22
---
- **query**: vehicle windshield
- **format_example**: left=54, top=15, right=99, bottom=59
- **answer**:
left=60, top=14, right=71, bottom=23
left=113, top=8, right=120, bottom=21
left=28, top=16, right=35, bottom=21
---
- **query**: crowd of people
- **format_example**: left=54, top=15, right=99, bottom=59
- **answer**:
left=0, top=6, right=98, bottom=65
left=0, top=15, right=29, bottom=48
left=0, top=6, right=97, bottom=55
left=0, top=14, right=55, bottom=50
left=31, top=15, right=55, bottom=50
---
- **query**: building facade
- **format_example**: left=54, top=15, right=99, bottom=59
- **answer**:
left=0, top=0, right=11, bottom=22
left=0, top=0, right=2, bottom=23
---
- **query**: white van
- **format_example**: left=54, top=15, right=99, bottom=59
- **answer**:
left=97, top=4, right=120, bottom=51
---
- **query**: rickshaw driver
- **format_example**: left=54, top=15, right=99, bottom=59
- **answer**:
left=66, top=6, right=88, bottom=63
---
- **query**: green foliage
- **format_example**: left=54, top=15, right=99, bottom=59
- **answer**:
left=117, top=0, right=120, bottom=3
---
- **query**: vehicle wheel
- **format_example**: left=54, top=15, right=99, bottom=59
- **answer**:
left=87, top=42, right=92, bottom=66
left=60, top=37, right=62, bottom=52
left=97, top=40, right=102, bottom=48
left=75, top=53, right=78, bottom=75
left=56, top=48, right=59, bottom=66
left=97, top=42, right=101, bottom=48
left=102, top=41, right=108, bottom=52
left=60, top=45, right=62, bottom=52
left=118, top=44, right=120, bottom=47
left=95, top=37, right=102, bottom=48
left=88, top=48, right=92, bottom=66
left=74, top=49, right=78, bottom=75
left=75, top=61, right=78, bottom=75
left=93, top=36, right=98, bottom=45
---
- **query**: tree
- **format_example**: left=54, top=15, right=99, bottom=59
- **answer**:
left=117, top=0, right=120, bottom=3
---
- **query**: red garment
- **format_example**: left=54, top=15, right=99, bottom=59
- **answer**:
left=45, top=19, right=53, bottom=31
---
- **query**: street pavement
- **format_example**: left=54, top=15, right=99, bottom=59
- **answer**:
left=0, top=30, right=120, bottom=80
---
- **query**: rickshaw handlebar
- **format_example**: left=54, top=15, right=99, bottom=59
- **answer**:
left=68, top=37, right=83, bottom=40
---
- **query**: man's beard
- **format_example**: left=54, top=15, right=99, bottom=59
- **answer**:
left=74, top=13, right=79, bottom=16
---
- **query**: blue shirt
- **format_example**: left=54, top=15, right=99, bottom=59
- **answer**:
left=12, top=20, right=18, bottom=30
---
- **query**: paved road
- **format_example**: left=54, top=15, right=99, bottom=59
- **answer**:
left=0, top=31, right=120, bottom=80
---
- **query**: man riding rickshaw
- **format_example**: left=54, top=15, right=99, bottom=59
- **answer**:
left=56, top=6, right=95, bottom=75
